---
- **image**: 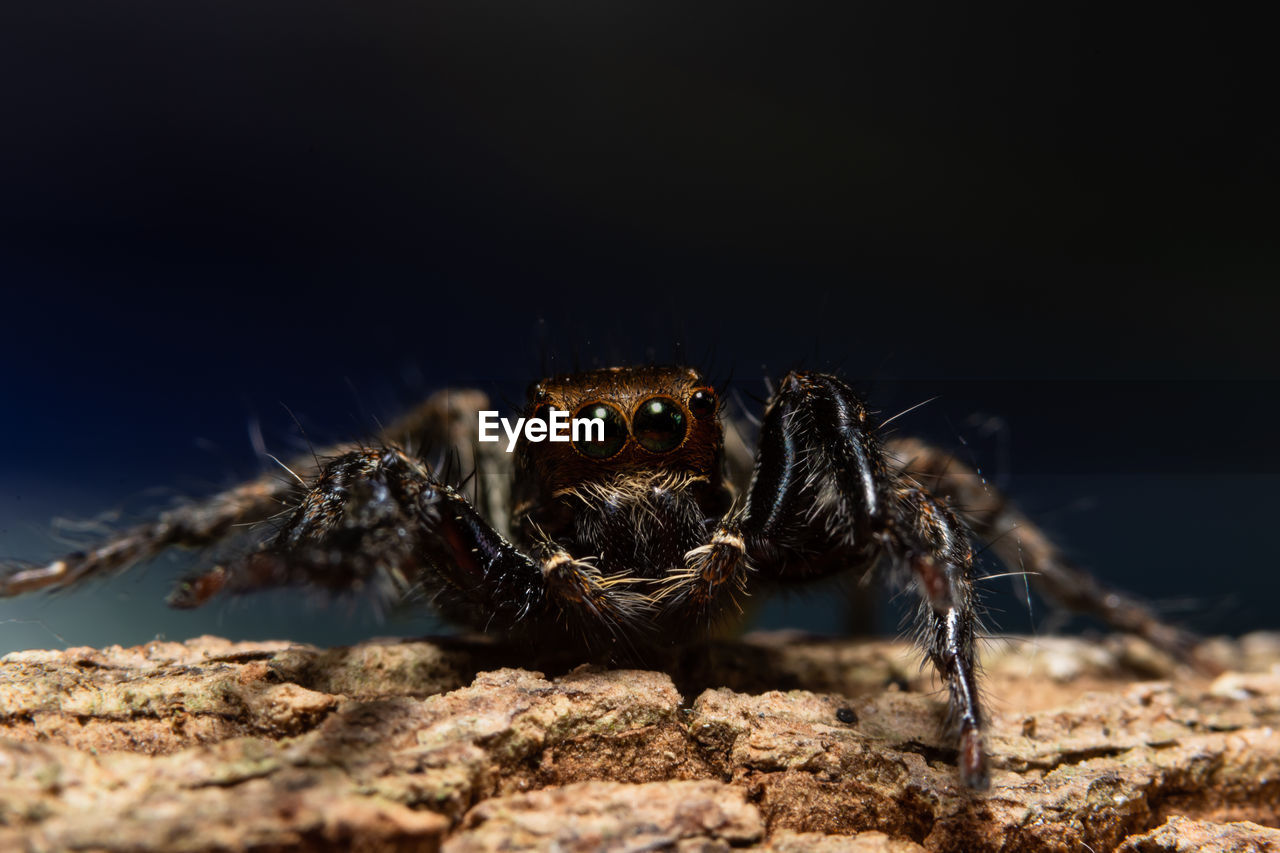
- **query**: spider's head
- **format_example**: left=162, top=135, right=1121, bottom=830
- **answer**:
left=515, top=366, right=723, bottom=494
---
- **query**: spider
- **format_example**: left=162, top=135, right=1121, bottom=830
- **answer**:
left=1, top=365, right=1198, bottom=790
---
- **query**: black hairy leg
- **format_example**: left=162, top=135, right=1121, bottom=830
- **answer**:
left=171, top=446, right=649, bottom=647
left=888, top=485, right=988, bottom=790
left=0, top=389, right=498, bottom=597
left=663, top=371, right=991, bottom=789
left=885, top=436, right=1206, bottom=663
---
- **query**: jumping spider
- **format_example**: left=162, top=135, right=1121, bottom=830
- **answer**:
left=1, top=366, right=1198, bottom=790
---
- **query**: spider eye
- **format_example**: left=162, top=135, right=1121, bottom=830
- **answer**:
left=633, top=397, right=687, bottom=453
left=573, top=403, right=628, bottom=459
left=688, top=388, right=716, bottom=419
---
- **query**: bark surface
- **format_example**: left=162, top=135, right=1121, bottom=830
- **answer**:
left=2, top=631, right=1279, bottom=852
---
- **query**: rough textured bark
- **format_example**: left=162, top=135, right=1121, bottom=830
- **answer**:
left=2, top=631, right=1279, bottom=852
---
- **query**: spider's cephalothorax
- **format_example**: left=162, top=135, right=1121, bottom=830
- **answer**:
left=0, top=365, right=1204, bottom=791
left=513, top=367, right=733, bottom=597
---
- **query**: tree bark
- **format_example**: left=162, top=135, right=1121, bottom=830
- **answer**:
left=2, top=631, right=1278, bottom=852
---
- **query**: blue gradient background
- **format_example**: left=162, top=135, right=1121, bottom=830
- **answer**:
left=1, top=3, right=1275, bottom=654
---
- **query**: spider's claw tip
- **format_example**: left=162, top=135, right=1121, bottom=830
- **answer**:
left=959, top=726, right=990, bottom=792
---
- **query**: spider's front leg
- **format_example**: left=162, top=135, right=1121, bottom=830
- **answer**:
left=673, top=372, right=990, bottom=789
left=166, top=447, right=537, bottom=626
left=170, top=446, right=647, bottom=644
left=0, top=388, right=500, bottom=599
left=885, top=436, right=1203, bottom=661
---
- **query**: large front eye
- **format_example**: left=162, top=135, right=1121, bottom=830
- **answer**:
left=633, top=397, right=686, bottom=453
left=573, top=402, right=628, bottom=459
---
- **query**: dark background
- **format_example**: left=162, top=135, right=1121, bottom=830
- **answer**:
left=1, top=2, right=1275, bottom=653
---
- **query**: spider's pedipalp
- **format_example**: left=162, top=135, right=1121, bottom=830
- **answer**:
left=536, top=548, right=654, bottom=643
left=653, top=525, right=752, bottom=621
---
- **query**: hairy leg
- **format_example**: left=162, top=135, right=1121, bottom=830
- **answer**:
left=170, top=446, right=646, bottom=645
left=0, top=478, right=294, bottom=597
left=379, top=388, right=511, bottom=537
left=887, top=483, right=988, bottom=789
left=663, top=371, right=990, bottom=788
left=884, top=436, right=1202, bottom=660
left=1, top=389, right=501, bottom=597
